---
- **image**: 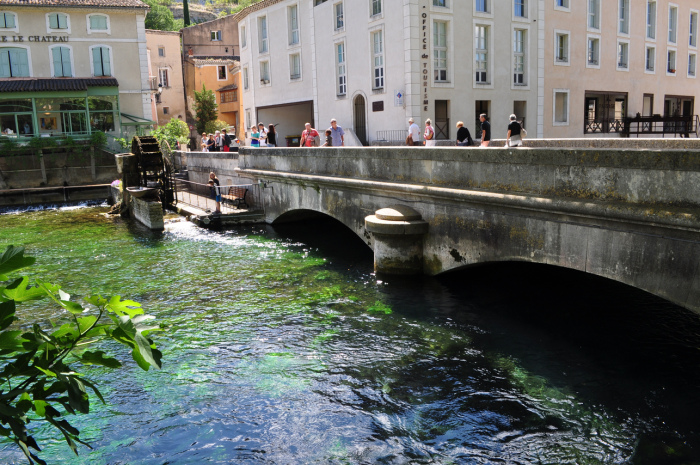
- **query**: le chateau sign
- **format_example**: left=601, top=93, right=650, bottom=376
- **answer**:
left=1, top=35, right=68, bottom=43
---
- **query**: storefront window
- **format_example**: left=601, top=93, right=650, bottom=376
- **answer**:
left=88, top=96, right=117, bottom=132
left=0, top=99, right=32, bottom=136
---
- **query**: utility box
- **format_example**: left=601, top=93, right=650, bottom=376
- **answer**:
left=286, top=135, right=301, bottom=147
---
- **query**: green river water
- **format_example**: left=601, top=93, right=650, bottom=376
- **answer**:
left=0, top=204, right=699, bottom=464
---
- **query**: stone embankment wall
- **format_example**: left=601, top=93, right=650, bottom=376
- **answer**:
left=0, top=148, right=118, bottom=189
left=177, top=151, right=241, bottom=185
left=372, top=138, right=700, bottom=149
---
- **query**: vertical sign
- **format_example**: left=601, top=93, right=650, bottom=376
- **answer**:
left=421, top=4, right=429, bottom=113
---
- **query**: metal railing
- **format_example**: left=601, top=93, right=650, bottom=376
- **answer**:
left=620, top=115, right=699, bottom=138
left=174, top=179, right=258, bottom=214
left=376, top=130, right=407, bottom=142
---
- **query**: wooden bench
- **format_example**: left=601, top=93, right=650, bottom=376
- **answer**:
left=222, top=186, right=248, bottom=209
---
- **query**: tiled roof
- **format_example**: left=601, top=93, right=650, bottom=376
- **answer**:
left=0, top=78, right=119, bottom=92
left=232, top=0, right=284, bottom=22
left=217, top=83, right=238, bottom=92
left=0, top=0, right=148, bottom=9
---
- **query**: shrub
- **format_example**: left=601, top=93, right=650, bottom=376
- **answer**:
left=204, top=119, right=230, bottom=135
left=90, top=131, right=107, bottom=148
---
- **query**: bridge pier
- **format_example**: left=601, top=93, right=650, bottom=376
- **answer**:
left=365, top=206, right=429, bottom=275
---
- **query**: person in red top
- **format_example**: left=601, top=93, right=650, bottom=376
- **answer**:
left=300, top=122, right=319, bottom=147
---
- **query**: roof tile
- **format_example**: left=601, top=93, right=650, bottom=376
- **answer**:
left=0, top=78, right=119, bottom=92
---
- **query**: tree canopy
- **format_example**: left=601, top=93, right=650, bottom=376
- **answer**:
left=193, top=85, right=218, bottom=135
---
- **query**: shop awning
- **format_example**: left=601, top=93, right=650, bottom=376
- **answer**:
left=0, top=78, right=119, bottom=93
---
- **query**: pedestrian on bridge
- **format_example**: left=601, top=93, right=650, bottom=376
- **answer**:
left=328, top=118, right=345, bottom=146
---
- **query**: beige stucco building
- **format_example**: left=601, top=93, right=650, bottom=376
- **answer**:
left=0, top=0, right=153, bottom=139
left=545, top=0, right=699, bottom=137
left=181, top=16, right=244, bottom=141
left=146, top=29, right=186, bottom=126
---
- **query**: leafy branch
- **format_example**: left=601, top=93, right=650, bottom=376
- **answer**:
left=0, top=246, right=162, bottom=464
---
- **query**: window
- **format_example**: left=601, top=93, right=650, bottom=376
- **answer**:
left=217, top=65, right=226, bottom=80
left=211, top=30, right=221, bottom=41
left=260, top=60, right=270, bottom=84
left=513, top=29, right=525, bottom=84
left=555, top=32, right=569, bottom=63
left=51, top=46, right=72, bottom=77
left=159, top=68, right=169, bottom=87
left=241, top=24, right=247, bottom=49
left=336, top=42, right=346, bottom=95
left=668, top=6, right=677, bottom=44
left=587, top=36, right=599, bottom=66
left=514, top=0, right=526, bottom=18
left=646, top=1, right=656, bottom=39
left=433, top=0, right=446, bottom=6
left=617, top=41, right=629, bottom=69
left=88, top=14, right=109, bottom=33
left=163, top=107, right=169, bottom=115
left=555, top=0, right=569, bottom=8
left=554, top=90, right=569, bottom=125
left=646, top=46, right=656, bottom=71
left=433, top=21, right=447, bottom=82
left=258, top=16, right=268, bottom=53
left=158, top=46, right=165, bottom=57
left=371, top=0, right=382, bottom=16
left=588, top=0, right=600, bottom=30
left=289, top=53, right=301, bottom=80
left=476, top=0, right=488, bottom=13
left=91, top=46, right=111, bottom=76
left=690, top=12, right=698, bottom=47
left=619, top=0, right=629, bottom=35
left=0, top=12, right=16, bottom=29
left=668, top=49, right=677, bottom=73
left=334, top=2, right=344, bottom=31
left=288, top=5, right=299, bottom=45
left=371, top=30, right=385, bottom=88
left=0, top=47, right=29, bottom=77
left=243, top=66, right=249, bottom=90
left=221, top=91, right=237, bottom=103
left=47, top=12, right=68, bottom=31
left=689, top=53, right=697, bottom=77
left=475, top=25, right=488, bottom=83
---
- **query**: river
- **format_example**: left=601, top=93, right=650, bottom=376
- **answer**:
left=0, top=204, right=699, bottom=464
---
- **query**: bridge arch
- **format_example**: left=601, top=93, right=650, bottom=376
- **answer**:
left=270, top=208, right=372, bottom=251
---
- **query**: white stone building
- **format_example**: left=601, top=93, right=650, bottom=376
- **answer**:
left=235, top=0, right=541, bottom=145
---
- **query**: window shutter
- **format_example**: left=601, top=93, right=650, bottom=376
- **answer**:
left=91, top=15, right=107, bottom=30
left=61, top=47, right=71, bottom=76
left=0, top=50, right=10, bottom=77
left=58, top=14, right=67, bottom=29
left=102, top=48, right=111, bottom=76
left=92, top=47, right=102, bottom=76
left=11, top=48, right=28, bottom=77
left=52, top=47, right=63, bottom=76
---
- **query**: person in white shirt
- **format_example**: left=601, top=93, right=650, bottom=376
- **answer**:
left=257, top=123, right=267, bottom=146
left=408, top=118, right=420, bottom=145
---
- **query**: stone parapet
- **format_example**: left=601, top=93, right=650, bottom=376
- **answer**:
left=238, top=145, right=700, bottom=208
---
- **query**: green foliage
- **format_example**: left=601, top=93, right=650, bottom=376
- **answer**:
left=152, top=118, right=189, bottom=151
left=114, top=137, right=131, bottom=150
left=90, top=131, right=107, bottom=148
left=0, top=137, right=18, bottom=151
left=367, top=301, right=392, bottom=314
left=203, top=120, right=230, bottom=135
left=28, top=137, right=57, bottom=150
left=193, top=85, right=218, bottom=135
left=144, top=0, right=177, bottom=31
left=0, top=246, right=162, bottom=464
left=60, top=136, right=78, bottom=149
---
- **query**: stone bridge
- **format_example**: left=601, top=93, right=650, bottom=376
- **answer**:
left=230, top=143, right=700, bottom=314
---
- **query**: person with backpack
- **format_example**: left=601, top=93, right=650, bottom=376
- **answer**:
left=300, top=123, right=320, bottom=147
left=221, top=129, right=232, bottom=152
left=456, top=121, right=474, bottom=147
left=506, top=114, right=526, bottom=147
left=424, top=119, right=436, bottom=146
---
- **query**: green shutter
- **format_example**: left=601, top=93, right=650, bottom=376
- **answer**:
left=61, top=47, right=71, bottom=77
left=1, top=13, right=16, bottom=29
left=49, top=14, right=58, bottom=29
left=58, top=14, right=67, bottom=29
left=52, top=47, right=62, bottom=76
left=0, top=50, right=10, bottom=77
left=102, top=48, right=111, bottom=76
left=9, top=48, right=28, bottom=77
left=92, top=47, right=102, bottom=76
left=91, top=15, right=107, bottom=30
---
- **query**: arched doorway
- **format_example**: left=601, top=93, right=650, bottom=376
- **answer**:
left=354, top=95, right=367, bottom=145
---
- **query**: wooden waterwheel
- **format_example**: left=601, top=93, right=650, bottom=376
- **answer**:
left=130, top=135, right=175, bottom=208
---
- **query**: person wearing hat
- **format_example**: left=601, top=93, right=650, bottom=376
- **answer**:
left=200, top=132, right=208, bottom=152
left=506, top=114, right=525, bottom=147
left=407, top=118, right=420, bottom=146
